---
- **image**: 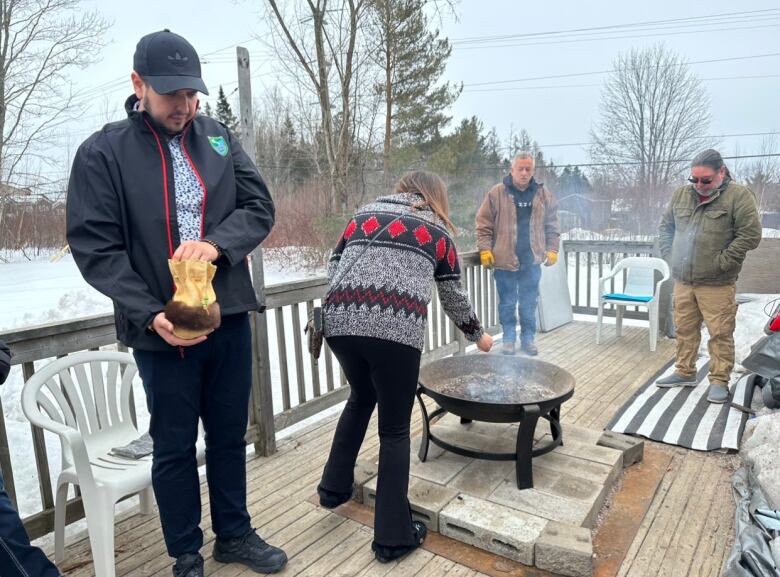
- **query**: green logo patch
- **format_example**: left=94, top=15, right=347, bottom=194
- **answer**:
left=208, top=136, right=229, bottom=157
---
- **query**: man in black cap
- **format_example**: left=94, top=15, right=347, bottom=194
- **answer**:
left=658, top=148, right=761, bottom=403
left=66, top=30, right=286, bottom=576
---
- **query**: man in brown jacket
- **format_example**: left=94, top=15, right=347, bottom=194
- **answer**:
left=657, top=149, right=761, bottom=403
left=476, top=153, right=560, bottom=355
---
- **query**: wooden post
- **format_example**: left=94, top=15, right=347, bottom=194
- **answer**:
left=653, top=240, right=675, bottom=338
left=237, top=46, right=276, bottom=456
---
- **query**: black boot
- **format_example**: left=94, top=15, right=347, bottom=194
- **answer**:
left=317, top=483, right=352, bottom=509
left=213, top=529, right=288, bottom=573
left=372, top=521, right=427, bottom=563
left=172, top=553, right=204, bottom=577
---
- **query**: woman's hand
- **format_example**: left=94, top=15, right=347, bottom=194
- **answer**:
left=476, top=333, right=493, bottom=352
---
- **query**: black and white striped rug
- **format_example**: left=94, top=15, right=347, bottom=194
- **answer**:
left=607, top=358, right=757, bottom=452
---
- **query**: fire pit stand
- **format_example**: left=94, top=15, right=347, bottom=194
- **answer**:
left=415, top=354, right=575, bottom=490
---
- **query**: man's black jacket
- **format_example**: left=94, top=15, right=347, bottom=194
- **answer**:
left=66, top=96, right=275, bottom=351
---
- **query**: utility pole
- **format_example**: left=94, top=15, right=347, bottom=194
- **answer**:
left=237, top=46, right=276, bottom=456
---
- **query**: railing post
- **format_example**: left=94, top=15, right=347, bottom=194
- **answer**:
left=238, top=45, right=276, bottom=456
left=250, top=307, right=276, bottom=456
left=0, top=392, right=17, bottom=507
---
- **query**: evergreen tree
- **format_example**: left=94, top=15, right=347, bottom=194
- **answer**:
left=215, top=85, right=240, bottom=135
left=373, top=0, right=461, bottom=167
left=201, top=101, right=213, bottom=117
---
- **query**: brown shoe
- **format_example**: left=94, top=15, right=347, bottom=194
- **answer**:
left=521, top=341, right=538, bottom=356
left=501, top=342, right=516, bottom=355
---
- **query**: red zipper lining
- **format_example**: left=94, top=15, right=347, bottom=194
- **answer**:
left=144, top=119, right=175, bottom=259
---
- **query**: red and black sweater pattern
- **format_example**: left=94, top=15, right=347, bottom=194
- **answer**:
left=323, top=193, right=484, bottom=351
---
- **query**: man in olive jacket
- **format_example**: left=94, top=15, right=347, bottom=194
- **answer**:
left=476, top=152, right=560, bottom=356
left=657, top=149, right=761, bottom=403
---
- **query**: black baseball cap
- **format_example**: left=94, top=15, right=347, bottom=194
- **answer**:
left=133, top=29, right=209, bottom=95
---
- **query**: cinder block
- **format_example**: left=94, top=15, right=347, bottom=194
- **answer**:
left=433, top=423, right=517, bottom=454
left=535, top=521, right=593, bottom=577
left=531, top=466, right=603, bottom=503
left=363, top=475, right=458, bottom=531
left=598, top=431, right=644, bottom=467
left=563, top=424, right=605, bottom=445
left=440, top=493, right=547, bottom=565
left=449, top=459, right=514, bottom=499
left=489, top=480, right=593, bottom=528
left=533, top=451, right=613, bottom=485
left=437, top=413, right=513, bottom=438
left=352, top=460, right=378, bottom=504
left=409, top=444, right=471, bottom=485
left=504, top=422, right=549, bottom=442
left=538, top=433, right=624, bottom=470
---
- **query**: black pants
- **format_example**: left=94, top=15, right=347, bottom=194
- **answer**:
left=133, top=314, right=252, bottom=558
left=0, top=471, right=61, bottom=577
left=319, top=336, right=421, bottom=547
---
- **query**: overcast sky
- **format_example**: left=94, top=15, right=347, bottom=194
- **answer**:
left=68, top=0, right=780, bottom=172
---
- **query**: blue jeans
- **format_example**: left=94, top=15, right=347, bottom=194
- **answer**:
left=494, top=265, right=542, bottom=344
left=0, top=471, right=61, bottom=577
left=133, top=313, right=253, bottom=558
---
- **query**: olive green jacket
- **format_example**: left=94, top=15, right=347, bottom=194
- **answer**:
left=658, top=178, right=761, bottom=285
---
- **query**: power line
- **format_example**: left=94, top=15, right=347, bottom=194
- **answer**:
left=453, top=21, right=780, bottom=51
left=462, top=52, right=780, bottom=88
left=462, top=73, right=780, bottom=93
left=250, top=152, right=780, bottom=173
left=450, top=8, right=780, bottom=44
left=534, top=132, right=780, bottom=150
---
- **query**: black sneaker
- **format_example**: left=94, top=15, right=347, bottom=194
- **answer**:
left=521, top=341, right=538, bottom=356
left=317, top=483, right=352, bottom=509
left=372, top=521, right=427, bottom=563
left=172, top=553, right=204, bottom=577
left=213, top=529, right=288, bottom=573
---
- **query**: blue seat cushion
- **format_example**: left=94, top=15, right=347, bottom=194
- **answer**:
left=602, top=293, right=653, bottom=302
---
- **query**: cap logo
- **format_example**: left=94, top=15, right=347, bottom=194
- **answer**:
left=208, top=136, right=229, bottom=157
left=168, top=52, right=189, bottom=66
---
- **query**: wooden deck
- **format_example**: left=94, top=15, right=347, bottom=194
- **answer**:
left=56, top=321, right=737, bottom=577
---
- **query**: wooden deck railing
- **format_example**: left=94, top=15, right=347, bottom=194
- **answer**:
left=0, top=242, right=656, bottom=539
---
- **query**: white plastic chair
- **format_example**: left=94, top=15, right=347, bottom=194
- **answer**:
left=596, top=256, right=670, bottom=352
left=20, top=351, right=152, bottom=577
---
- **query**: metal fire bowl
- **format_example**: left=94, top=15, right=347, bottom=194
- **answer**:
left=418, top=354, right=575, bottom=422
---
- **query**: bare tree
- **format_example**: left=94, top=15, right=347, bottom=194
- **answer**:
left=743, top=135, right=780, bottom=214
left=265, top=0, right=371, bottom=212
left=0, top=0, right=110, bottom=186
left=590, top=44, right=712, bottom=223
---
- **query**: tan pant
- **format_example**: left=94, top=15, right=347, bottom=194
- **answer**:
left=673, top=282, right=737, bottom=385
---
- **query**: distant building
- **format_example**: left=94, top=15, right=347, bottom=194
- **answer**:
left=557, top=194, right=611, bottom=231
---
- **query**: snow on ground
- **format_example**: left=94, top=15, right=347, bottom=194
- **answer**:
left=0, top=250, right=325, bottom=522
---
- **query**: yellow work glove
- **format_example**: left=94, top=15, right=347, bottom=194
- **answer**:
left=544, top=251, right=558, bottom=267
left=480, top=250, right=495, bottom=268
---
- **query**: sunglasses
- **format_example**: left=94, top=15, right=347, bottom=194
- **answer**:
left=688, top=176, right=714, bottom=185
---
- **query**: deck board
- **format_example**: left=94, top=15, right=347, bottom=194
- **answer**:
left=55, top=321, right=739, bottom=577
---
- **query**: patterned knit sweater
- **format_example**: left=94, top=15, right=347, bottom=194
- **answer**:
left=323, top=192, right=484, bottom=351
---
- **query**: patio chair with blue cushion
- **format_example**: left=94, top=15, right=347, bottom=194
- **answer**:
left=596, top=256, right=670, bottom=352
